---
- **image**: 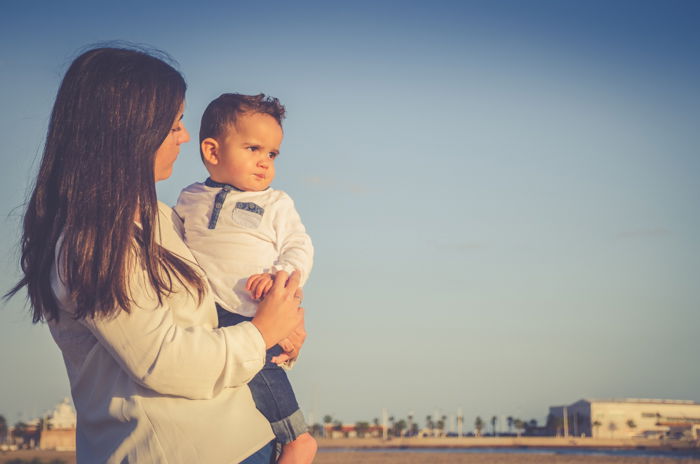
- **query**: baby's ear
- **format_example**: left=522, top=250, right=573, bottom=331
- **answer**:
left=201, top=138, right=220, bottom=165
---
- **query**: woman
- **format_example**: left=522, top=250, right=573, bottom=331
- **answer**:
left=6, top=46, right=304, bottom=463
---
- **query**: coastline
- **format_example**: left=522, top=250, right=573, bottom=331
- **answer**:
left=1, top=438, right=697, bottom=464
left=317, top=436, right=700, bottom=450
left=313, top=438, right=700, bottom=463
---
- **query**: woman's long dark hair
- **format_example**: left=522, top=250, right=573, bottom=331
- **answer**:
left=6, top=46, right=205, bottom=322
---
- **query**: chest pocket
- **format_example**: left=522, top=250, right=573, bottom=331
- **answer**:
left=232, top=201, right=264, bottom=228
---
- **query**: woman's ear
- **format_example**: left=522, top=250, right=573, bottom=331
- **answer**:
left=201, top=138, right=220, bottom=166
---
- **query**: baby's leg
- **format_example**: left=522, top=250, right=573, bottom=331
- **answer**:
left=278, top=432, right=317, bottom=464
left=247, top=346, right=317, bottom=464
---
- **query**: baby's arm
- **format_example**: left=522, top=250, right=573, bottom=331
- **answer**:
left=245, top=194, right=312, bottom=301
left=270, top=194, right=314, bottom=285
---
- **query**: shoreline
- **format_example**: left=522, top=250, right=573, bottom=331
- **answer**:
left=1, top=442, right=698, bottom=464
left=316, top=436, right=700, bottom=451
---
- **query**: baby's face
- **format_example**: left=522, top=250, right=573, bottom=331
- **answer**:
left=212, top=112, right=283, bottom=191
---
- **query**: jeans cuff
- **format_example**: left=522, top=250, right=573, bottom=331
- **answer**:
left=270, top=409, right=307, bottom=444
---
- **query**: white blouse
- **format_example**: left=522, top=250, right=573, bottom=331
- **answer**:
left=48, top=202, right=273, bottom=463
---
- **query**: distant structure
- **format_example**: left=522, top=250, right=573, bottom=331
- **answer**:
left=39, top=398, right=76, bottom=451
left=47, top=398, right=76, bottom=429
left=549, top=398, right=700, bottom=440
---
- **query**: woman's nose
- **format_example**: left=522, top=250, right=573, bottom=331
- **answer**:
left=179, top=125, right=191, bottom=145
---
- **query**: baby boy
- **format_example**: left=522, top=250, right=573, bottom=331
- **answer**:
left=174, top=93, right=315, bottom=463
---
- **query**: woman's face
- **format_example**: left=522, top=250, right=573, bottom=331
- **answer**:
left=154, top=103, right=189, bottom=182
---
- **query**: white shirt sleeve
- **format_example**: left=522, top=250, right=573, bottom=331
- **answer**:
left=79, top=307, right=265, bottom=400
left=62, top=205, right=267, bottom=400
left=270, top=194, right=314, bottom=286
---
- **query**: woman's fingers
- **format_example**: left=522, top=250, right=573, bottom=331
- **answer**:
left=269, top=270, right=301, bottom=298
left=270, top=270, right=289, bottom=292
left=285, top=318, right=306, bottom=354
left=271, top=353, right=292, bottom=365
left=252, top=271, right=304, bottom=349
left=278, top=338, right=294, bottom=352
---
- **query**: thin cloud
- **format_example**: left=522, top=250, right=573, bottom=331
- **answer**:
left=615, top=227, right=672, bottom=240
left=432, top=241, right=485, bottom=251
left=304, top=176, right=369, bottom=194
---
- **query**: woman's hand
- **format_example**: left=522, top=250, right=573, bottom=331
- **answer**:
left=251, top=270, right=305, bottom=349
left=271, top=321, right=307, bottom=365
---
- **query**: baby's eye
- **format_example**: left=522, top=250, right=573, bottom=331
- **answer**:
left=267, top=152, right=278, bottom=159
left=247, top=146, right=259, bottom=152
left=170, top=127, right=181, bottom=133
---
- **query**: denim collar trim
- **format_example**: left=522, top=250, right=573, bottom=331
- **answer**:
left=204, top=177, right=270, bottom=192
left=204, top=177, right=244, bottom=192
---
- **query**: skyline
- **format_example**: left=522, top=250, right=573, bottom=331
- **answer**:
left=1, top=1, right=699, bottom=427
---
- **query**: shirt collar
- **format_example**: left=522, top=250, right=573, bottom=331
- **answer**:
left=204, top=177, right=244, bottom=192
left=204, top=177, right=270, bottom=192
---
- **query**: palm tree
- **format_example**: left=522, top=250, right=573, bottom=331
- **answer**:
left=425, top=415, right=434, bottom=435
left=310, top=423, right=324, bottom=437
left=514, top=418, right=525, bottom=437
left=507, top=416, right=514, bottom=434
left=355, top=421, right=370, bottom=438
left=474, top=416, right=484, bottom=437
left=608, top=421, right=618, bottom=438
left=592, top=420, right=602, bottom=438
left=394, top=419, right=407, bottom=437
left=527, top=419, right=538, bottom=435
left=626, top=419, right=637, bottom=432
left=0, top=415, right=7, bottom=443
left=491, top=416, right=497, bottom=437
left=323, top=415, right=333, bottom=438
left=436, top=416, right=446, bottom=436
left=12, top=422, right=29, bottom=447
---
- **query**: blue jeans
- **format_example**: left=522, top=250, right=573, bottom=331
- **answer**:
left=217, top=305, right=308, bottom=444
left=240, top=440, right=274, bottom=464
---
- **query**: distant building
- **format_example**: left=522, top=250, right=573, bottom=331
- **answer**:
left=322, top=423, right=383, bottom=438
left=47, top=398, right=77, bottom=429
left=39, top=398, right=77, bottom=451
left=549, top=398, right=700, bottom=439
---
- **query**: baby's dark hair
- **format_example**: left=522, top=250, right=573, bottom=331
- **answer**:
left=199, top=93, right=286, bottom=151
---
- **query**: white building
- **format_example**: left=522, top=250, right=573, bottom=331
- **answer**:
left=46, top=398, right=76, bottom=429
left=550, top=398, right=700, bottom=439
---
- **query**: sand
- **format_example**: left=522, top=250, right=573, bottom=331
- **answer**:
left=2, top=450, right=699, bottom=464
left=0, top=449, right=76, bottom=464
left=314, top=451, right=700, bottom=464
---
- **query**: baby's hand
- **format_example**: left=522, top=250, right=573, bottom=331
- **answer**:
left=246, top=273, right=275, bottom=300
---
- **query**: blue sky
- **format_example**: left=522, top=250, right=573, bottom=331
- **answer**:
left=1, top=1, right=699, bottom=430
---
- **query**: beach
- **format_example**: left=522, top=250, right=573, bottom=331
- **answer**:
left=2, top=449, right=699, bottom=464
left=314, top=451, right=700, bottom=464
